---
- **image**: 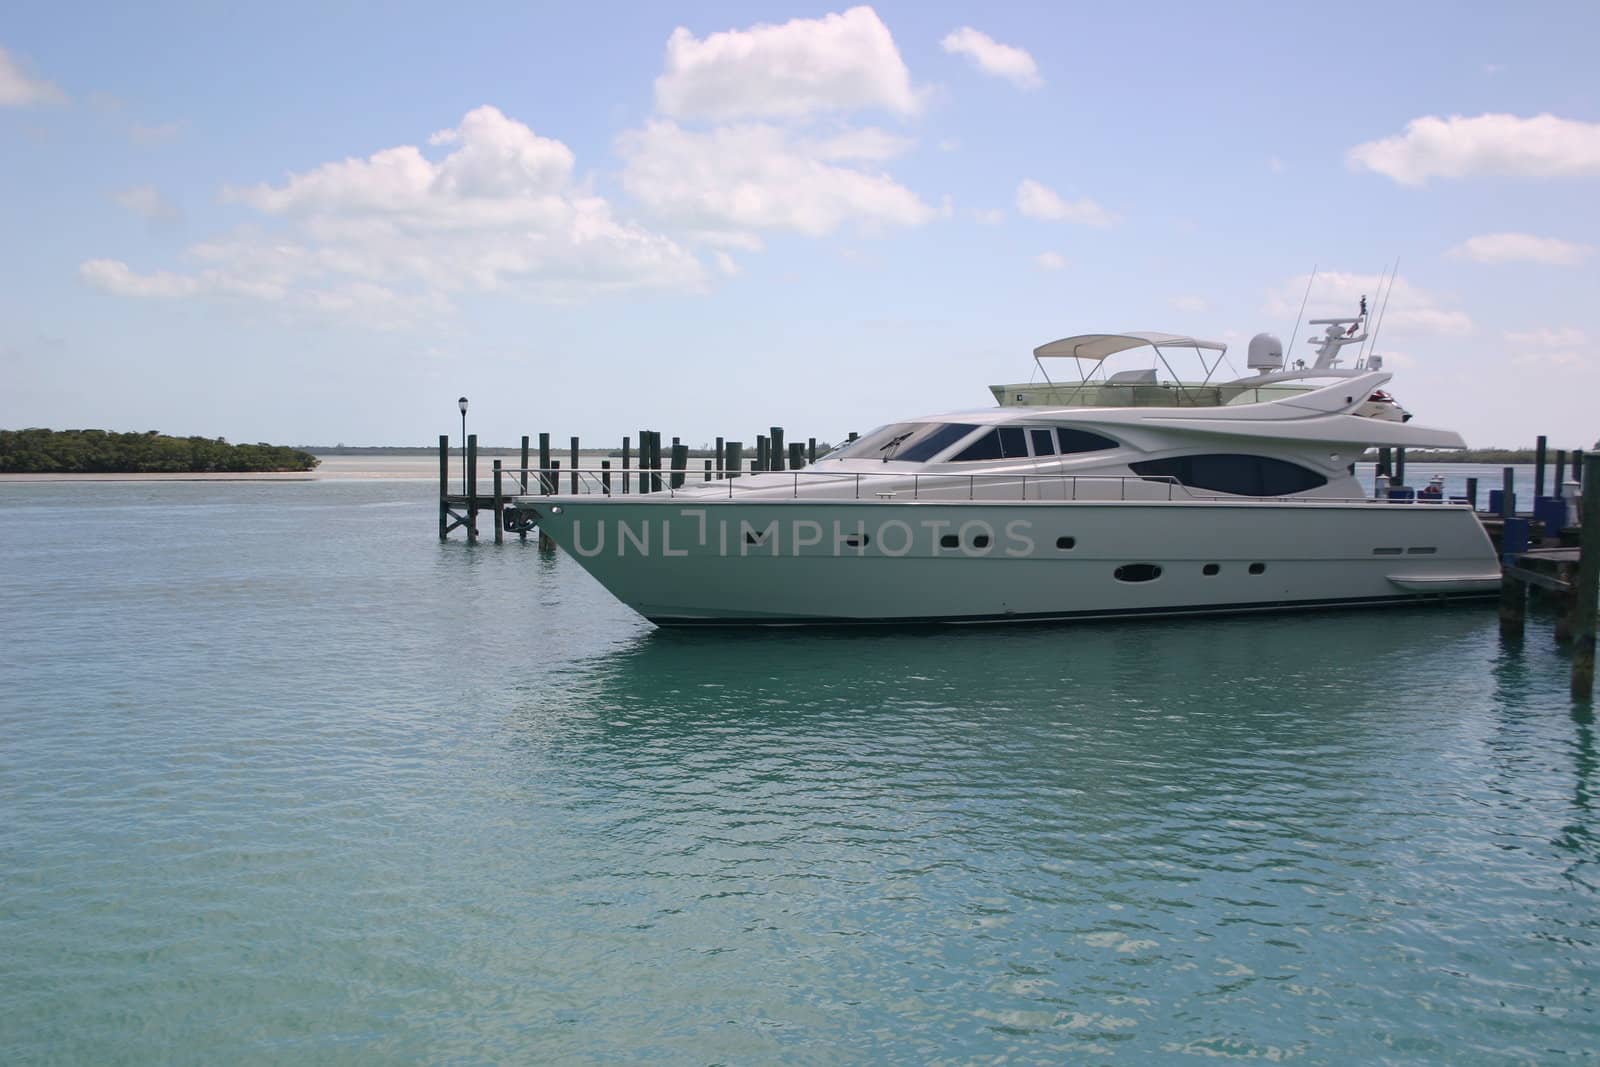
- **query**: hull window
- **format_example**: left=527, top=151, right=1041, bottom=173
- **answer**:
left=1249, top=562, right=1266, bottom=575
left=1029, top=428, right=1057, bottom=456
left=1114, top=563, right=1163, bottom=583
left=1056, top=536, right=1076, bottom=550
left=1129, top=454, right=1328, bottom=496
left=1203, top=563, right=1220, bottom=576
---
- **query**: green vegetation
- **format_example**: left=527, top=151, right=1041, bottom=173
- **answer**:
left=0, top=429, right=320, bottom=473
left=1364, top=447, right=1590, bottom=464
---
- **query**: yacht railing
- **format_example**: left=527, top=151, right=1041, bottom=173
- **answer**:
left=491, top=467, right=1475, bottom=506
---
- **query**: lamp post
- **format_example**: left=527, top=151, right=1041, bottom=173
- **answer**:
left=458, top=396, right=469, bottom=496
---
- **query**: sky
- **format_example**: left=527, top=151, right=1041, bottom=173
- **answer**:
left=2, top=1, right=1598, bottom=449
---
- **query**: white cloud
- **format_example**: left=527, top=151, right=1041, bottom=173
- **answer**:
left=0, top=44, right=65, bottom=107
left=113, top=184, right=180, bottom=224
left=1265, top=272, right=1473, bottom=338
left=1034, top=251, right=1066, bottom=271
left=80, top=259, right=199, bottom=298
left=82, top=106, right=706, bottom=321
left=1268, top=156, right=1286, bottom=174
left=1505, top=327, right=1586, bottom=367
left=973, top=208, right=1005, bottom=225
left=1171, top=295, right=1208, bottom=313
left=1347, top=113, right=1600, bottom=185
left=1015, top=179, right=1116, bottom=227
left=940, top=27, right=1041, bottom=90
left=1448, top=232, right=1593, bottom=266
left=654, top=6, right=920, bottom=121
left=712, top=250, right=740, bottom=276
left=618, top=119, right=934, bottom=244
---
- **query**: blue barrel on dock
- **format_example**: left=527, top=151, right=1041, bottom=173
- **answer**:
left=1534, top=496, right=1568, bottom=536
left=1501, top=517, right=1531, bottom=556
left=1488, top=489, right=1516, bottom=516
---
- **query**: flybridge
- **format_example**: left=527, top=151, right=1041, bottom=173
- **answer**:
left=991, top=300, right=1398, bottom=411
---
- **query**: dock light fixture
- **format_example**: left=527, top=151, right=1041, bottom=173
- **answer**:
left=458, top=396, right=469, bottom=495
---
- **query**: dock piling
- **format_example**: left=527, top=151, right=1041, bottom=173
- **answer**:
left=466, top=434, right=478, bottom=543
left=726, top=441, right=743, bottom=479
left=493, top=461, right=504, bottom=544
left=1535, top=435, right=1548, bottom=500
left=437, top=434, right=449, bottom=540
left=538, top=433, right=552, bottom=494
left=1572, top=454, right=1599, bottom=700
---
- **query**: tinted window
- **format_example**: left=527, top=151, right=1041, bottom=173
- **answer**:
left=1029, top=428, right=1056, bottom=456
left=1129, top=454, right=1327, bottom=496
left=953, top=427, right=1030, bottom=462
left=1057, top=428, right=1118, bottom=454
left=897, top=422, right=977, bottom=462
left=1114, top=563, right=1163, bottom=582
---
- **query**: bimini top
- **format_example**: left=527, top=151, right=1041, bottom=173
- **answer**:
left=1033, top=332, right=1227, bottom=361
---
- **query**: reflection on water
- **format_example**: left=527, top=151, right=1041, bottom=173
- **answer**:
left=2, top=479, right=1597, bottom=1064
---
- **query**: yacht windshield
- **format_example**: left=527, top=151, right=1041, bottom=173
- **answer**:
left=825, top=422, right=980, bottom=462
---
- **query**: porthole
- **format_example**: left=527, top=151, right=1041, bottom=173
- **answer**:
left=972, top=534, right=991, bottom=549
left=1372, top=547, right=1402, bottom=556
left=1203, top=563, right=1220, bottom=576
left=843, top=533, right=869, bottom=548
left=1114, top=563, right=1163, bottom=583
left=1407, top=546, right=1437, bottom=555
left=1056, top=536, right=1076, bottom=550
left=941, top=534, right=959, bottom=548
left=1248, top=562, right=1266, bottom=575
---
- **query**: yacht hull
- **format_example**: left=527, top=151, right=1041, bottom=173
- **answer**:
left=528, top=498, right=1500, bottom=626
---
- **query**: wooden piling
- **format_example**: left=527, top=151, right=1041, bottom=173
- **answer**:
left=726, top=441, right=743, bottom=479
left=703, top=459, right=712, bottom=482
left=847, top=431, right=859, bottom=442
left=1535, top=435, right=1548, bottom=500
left=466, top=434, right=478, bottom=543
left=601, top=460, right=612, bottom=496
left=1395, top=447, right=1406, bottom=486
left=1572, top=454, right=1599, bottom=700
left=771, top=427, right=785, bottom=471
left=756, top=435, right=768, bottom=473
left=808, top=437, right=817, bottom=464
left=715, top=436, right=725, bottom=479
left=1501, top=467, right=1515, bottom=518
left=438, top=434, right=449, bottom=540
left=621, top=436, right=631, bottom=494
left=538, top=433, right=552, bottom=494
left=493, top=461, right=504, bottom=544
left=789, top=442, right=805, bottom=470
left=1377, top=446, right=1392, bottom=477
left=671, top=442, right=688, bottom=489
left=1576, top=450, right=1586, bottom=485
left=569, top=436, right=579, bottom=494
left=1466, top=476, right=1478, bottom=511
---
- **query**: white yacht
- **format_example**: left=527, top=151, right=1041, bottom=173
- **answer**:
left=520, top=305, right=1501, bottom=625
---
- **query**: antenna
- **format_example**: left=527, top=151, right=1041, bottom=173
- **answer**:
left=1284, top=265, right=1316, bottom=366
left=1368, top=258, right=1399, bottom=359
left=1357, top=260, right=1392, bottom=366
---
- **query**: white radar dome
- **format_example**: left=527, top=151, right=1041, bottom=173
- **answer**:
left=1247, top=332, right=1284, bottom=372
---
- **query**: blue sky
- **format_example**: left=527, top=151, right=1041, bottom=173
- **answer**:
left=3, top=1, right=1597, bottom=448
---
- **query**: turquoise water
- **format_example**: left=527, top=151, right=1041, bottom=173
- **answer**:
left=2, top=477, right=1596, bottom=1065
